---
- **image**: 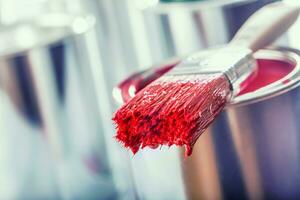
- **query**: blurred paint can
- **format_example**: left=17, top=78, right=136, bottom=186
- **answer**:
left=0, top=14, right=117, bottom=199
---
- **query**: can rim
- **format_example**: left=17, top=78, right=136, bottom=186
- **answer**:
left=142, top=0, right=256, bottom=13
left=0, top=13, right=95, bottom=58
left=229, top=47, right=300, bottom=107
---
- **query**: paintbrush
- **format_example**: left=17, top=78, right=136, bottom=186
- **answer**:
left=113, top=2, right=300, bottom=156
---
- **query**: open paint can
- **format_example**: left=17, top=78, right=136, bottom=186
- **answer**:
left=114, top=47, right=300, bottom=200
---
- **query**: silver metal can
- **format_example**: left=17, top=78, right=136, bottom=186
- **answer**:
left=134, top=0, right=276, bottom=64
left=115, top=47, right=300, bottom=200
left=0, top=14, right=117, bottom=199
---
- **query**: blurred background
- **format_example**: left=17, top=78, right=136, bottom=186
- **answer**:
left=0, top=0, right=299, bottom=199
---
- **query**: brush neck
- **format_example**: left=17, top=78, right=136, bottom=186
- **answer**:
left=225, top=49, right=256, bottom=96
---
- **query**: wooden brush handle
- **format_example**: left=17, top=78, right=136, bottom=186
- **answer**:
left=230, top=1, right=300, bottom=52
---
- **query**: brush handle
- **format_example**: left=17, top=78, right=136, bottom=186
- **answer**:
left=230, top=1, right=300, bottom=52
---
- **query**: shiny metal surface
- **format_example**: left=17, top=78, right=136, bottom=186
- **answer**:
left=0, top=15, right=116, bottom=199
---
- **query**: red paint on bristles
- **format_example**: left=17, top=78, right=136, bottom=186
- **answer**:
left=113, top=73, right=232, bottom=156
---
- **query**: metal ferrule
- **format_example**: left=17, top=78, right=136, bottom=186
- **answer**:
left=167, top=46, right=257, bottom=95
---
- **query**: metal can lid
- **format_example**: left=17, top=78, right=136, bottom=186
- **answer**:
left=230, top=47, right=300, bottom=107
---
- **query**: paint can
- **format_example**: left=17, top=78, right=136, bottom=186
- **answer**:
left=132, top=0, right=276, bottom=65
left=114, top=47, right=300, bottom=200
left=0, top=14, right=116, bottom=199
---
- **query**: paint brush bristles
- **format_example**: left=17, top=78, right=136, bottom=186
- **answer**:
left=113, top=73, right=232, bottom=156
